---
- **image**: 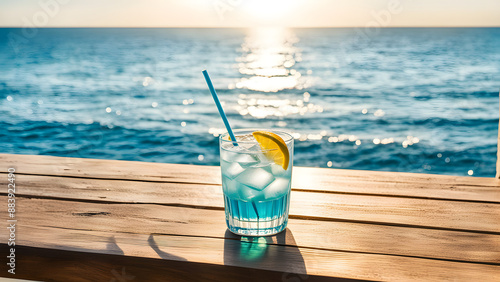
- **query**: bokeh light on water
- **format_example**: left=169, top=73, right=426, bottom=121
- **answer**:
left=0, top=27, right=499, bottom=176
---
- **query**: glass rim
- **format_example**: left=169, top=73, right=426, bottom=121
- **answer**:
left=219, top=129, right=294, bottom=144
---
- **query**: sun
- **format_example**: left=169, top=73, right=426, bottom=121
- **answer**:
left=242, top=0, right=300, bottom=22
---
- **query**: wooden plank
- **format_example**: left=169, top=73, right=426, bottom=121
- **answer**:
left=0, top=153, right=220, bottom=184
left=6, top=243, right=498, bottom=282
left=4, top=197, right=499, bottom=265
left=1, top=245, right=349, bottom=282
left=292, top=166, right=500, bottom=203
left=5, top=174, right=500, bottom=233
left=497, top=90, right=500, bottom=179
left=1, top=153, right=500, bottom=203
left=3, top=224, right=499, bottom=281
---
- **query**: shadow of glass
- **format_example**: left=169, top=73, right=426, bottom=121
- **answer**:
left=106, top=235, right=124, bottom=255
left=148, top=234, right=188, bottom=261
left=58, top=235, right=125, bottom=256
left=223, top=228, right=308, bottom=281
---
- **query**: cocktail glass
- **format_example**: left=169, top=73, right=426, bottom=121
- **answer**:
left=220, top=129, right=293, bottom=236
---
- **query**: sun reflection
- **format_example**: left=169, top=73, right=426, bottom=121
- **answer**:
left=208, top=127, right=226, bottom=137
left=402, top=136, right=419, bottom=148
left=381, top=138, right=394, bottom=144
left=207, top=127, right=420, bottom=147
left=373, top=109, right=385, bottom=117
left=142, top=76, right=153, bottom=87
left=236, top=28, right=302, bottom=93
left=231, top=28, right=321, bottom=119
left=235, top=97, right=323, bottom=119
left=303, top=92, right=310, bottom=102
left=236, top=76, right=299, bottom=93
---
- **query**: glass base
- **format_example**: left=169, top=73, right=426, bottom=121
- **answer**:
left=226, top=216, right=288, bottom=236
left=224, top=192, right=290, bottom=236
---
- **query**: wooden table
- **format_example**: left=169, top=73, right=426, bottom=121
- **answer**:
left=1, top=153, right=499, bottom=281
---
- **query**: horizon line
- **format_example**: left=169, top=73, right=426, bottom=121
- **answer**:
left=1, top=25, right=500, bottom=29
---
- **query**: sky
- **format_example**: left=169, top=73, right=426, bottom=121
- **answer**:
left=0, top=0, right=499, bottom=28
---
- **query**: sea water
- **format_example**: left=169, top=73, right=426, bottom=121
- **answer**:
left=1, top=28, right=499, bottom=177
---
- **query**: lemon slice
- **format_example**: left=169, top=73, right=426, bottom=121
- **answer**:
left=252, top=131, right=290, bottom=170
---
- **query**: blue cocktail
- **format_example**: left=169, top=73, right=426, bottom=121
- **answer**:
left=220, top=129, right=293, bottom=236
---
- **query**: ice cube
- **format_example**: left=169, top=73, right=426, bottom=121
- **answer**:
left=221, top=161, right=245, bottom=179
left=236, top=143, right=256, bottom=151
left=251, top=152, right=271, bottom=167
left=222, top=177, right=240, bottom=200
left=221, top=150, right=259, bottom=165
left=235, top=167, right=275, bottom=191
left=221, top=142, right=235, bottom=151
left=263, top=177, right=290, bottom=200
left=235, top=154, right=259, bottom=166
left=220, top=149, right=237, bottom=162
left=236, top=134, right=256, bottom=142
left=270, top=164, right=288, bottom=177
left=236, top=135, right=265, bottom=152
left=238, top=184, right=265, bottom=202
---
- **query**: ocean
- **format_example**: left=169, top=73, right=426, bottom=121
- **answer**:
left=1, top=27, right=499, bottom=177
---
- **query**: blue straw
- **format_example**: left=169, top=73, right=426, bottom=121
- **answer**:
left=202, top=70, right=238, bottom=146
